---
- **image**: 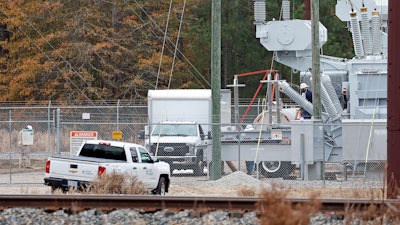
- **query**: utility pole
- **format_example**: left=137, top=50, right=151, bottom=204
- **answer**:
left=311, top=0, right=321, bottom=119
left=210, top=0, right=222, bottom=180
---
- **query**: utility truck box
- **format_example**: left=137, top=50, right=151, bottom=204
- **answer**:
left=143, top=89, right=231, bottom=175
left=147, top=89, right=231, bottom=132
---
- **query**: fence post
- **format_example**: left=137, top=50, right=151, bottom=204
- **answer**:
left=8, top=110, right=12, bottom=183
left=52, top=109, right=56, bottom=154
left=48, top=101, right=51, bottom=152
left=56, top=107, right=61, bottom=154
left=117, top=99, right=120, bottom=131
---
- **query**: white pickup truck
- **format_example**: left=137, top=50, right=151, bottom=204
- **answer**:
left=44, top=140, right=171, bottom=194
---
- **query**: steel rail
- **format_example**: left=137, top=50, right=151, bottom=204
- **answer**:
left=0, top=195, right=259, bottom=211
left=0, top=195, right=398, bottom=212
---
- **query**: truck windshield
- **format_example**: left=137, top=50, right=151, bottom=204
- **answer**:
left=151, top=124, right=197, bottom=136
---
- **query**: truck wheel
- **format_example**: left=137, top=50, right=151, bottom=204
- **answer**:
left=193, top=151, right=205, bottom=176
left=193, top=160, right=205, bottom=176
left=155, top=177, right=166, bottom=195
left=258, top=161, right=295, bottom=178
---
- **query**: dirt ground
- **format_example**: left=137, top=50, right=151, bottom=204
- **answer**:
left=0, top=183, right=385, bottom=200
left=0, top=170, right=386, bottom=200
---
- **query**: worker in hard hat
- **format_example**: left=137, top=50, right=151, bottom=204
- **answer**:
left=300, top=83, right=312, bottom=119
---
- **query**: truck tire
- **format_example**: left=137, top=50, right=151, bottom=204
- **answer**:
left=193, top=161, right=205, bottom=176
left=258, top=161, right=295, bottom=178
left=155, top=177, right=167, bottom=195
left=193, top=153, right=205, bottom=176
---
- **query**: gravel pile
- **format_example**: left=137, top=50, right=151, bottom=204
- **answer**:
left=172, top=170, right=384, bottom=191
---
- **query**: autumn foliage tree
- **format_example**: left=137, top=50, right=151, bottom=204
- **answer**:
left=0, top=0, right=352, bottom=103
left=0, top=0, right=201, bottom=103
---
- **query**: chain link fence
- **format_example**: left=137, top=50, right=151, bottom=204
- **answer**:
left=0, top=102, right=386, bottom=192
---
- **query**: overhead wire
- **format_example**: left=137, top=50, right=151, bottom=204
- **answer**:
left=168, top=0, right=187, bottom=89
left=156, top=0, right=173, bottom=90
left=132, top=0, right=210, bottom=88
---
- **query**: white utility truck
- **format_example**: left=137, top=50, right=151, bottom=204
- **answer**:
left=44, top=140, right=170, bottom=194
left=142, top=89, right=231, bottom=176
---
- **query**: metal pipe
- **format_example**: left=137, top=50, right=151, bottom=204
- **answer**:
left=56, top=107, right=61, bottom=155
left=117, top=99, right=120, bottom=131
left=279, top=80, right=313, bottom=116
left=267, top=73, right=273, bottom=125
left=48, top=101, right=51, bottom=153
left=275, top=74, right=281, bottom=124
left=9, top=110, right=12, bottom=183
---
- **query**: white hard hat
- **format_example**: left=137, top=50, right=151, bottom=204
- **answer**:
left=300, top=83, right=308, bottom=89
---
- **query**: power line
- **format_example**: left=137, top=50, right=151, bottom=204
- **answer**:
left=132, top=0, right=210, bottom=88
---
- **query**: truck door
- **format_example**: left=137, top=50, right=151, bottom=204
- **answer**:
left=129, top=147, right=140, bottom=177
left=137, top=146, right=158, bottom=188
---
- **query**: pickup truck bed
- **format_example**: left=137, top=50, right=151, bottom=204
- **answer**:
left=44, top=140, right=171, bottom=194
left=44, top=155, right=124, bottom=190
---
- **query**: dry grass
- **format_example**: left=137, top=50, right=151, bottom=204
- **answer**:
left=256, top=180, right=400, bottom=225
left=237, top=185, right=257, bottom=196
left=83, top=172, right=148, bottom=195
left=52, top=173, right=149, bottom=195
left=284, top=186, right=385, bottom=200
left=257, top=184, right=321, bottom=225
left=0, top=129, right=61, bottom=153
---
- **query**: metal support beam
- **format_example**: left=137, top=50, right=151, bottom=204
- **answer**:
left=387, top=0, right=400, bottom=199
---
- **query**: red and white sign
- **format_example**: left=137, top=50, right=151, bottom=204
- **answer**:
left=70, top=131, right=98, bottom=156
left=71, top=131, right=97, bottom=138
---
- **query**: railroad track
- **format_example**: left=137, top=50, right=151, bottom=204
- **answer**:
left=0, top=195, right=398, bottom=213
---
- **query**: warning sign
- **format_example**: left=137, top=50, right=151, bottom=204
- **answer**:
left=70, top=131, right=98, bottom=156
left=112, top=131, right=123, bottom=139
left=271, top=130, right=282, bottom=140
